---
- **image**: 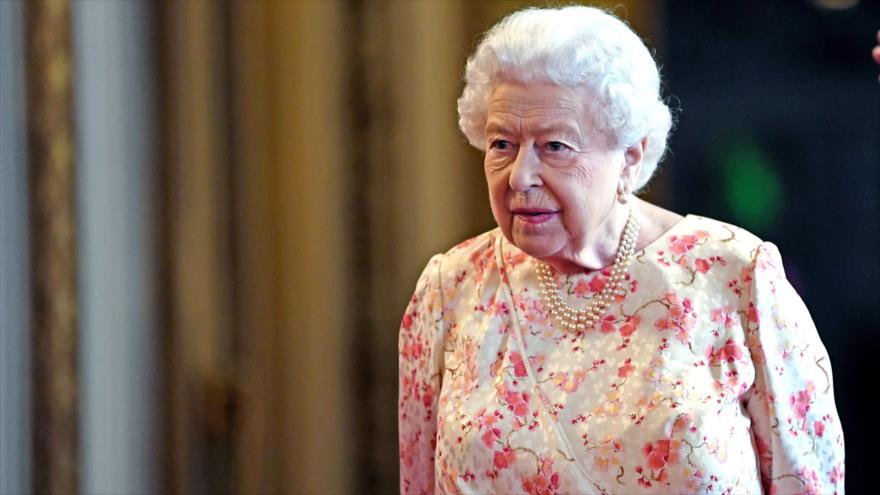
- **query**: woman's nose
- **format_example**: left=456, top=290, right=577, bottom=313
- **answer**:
left=508, top=145, right=541, bottom=192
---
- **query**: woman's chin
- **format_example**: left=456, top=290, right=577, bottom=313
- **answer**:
left=510, top=230, right=562, bottom=260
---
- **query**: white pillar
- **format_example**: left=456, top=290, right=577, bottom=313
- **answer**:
left=71, top=2, right=158, bottom=494
left=0, top=1, right=32, bottom=494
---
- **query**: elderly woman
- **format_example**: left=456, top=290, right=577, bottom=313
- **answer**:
left=398, top=6, right=844, bottom=494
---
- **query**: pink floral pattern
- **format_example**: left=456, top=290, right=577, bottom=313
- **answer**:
left=399, top=215, right=844, bottom=494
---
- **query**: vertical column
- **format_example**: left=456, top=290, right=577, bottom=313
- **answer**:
left=271, top=2, right=353, bottom=492
left=71, top=1, right=159, bottom=494
left=227, top=2, right=283, bottom=493
left=158, top=1, right=239, bottom=493
left=361, top=1, right=487, bottom=490
left=0, top=1, right=32, bottom=494
left=25, top=1, right=79, bottom=493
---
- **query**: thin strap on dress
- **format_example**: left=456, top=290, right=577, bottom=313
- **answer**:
left=494, top=233, right=611, bottom=495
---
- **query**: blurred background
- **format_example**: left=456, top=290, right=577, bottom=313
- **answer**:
left=1, top=0, right=877, bottom=494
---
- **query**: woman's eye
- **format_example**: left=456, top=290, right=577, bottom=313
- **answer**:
left=490, top=139, right=513, bottom=151
left=544, top=141, right=569, bottom=152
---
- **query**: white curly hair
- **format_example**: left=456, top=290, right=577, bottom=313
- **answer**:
left=457, top=5, right=674, bottom=192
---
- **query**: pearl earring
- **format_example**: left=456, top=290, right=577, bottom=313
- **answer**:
left=617, top=187, right=629, bottom=204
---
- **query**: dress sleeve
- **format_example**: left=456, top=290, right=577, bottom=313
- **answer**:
left=399, top=254, right=445, bottom=495
left=743, top=242, right=845, bottom=494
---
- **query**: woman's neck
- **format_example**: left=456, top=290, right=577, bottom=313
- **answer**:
left=543, top=200, right=632, bottom=275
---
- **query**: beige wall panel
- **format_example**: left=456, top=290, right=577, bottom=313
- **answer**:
left=168, top=0, right=234, bottom=382
left=376, top=0, right=490, bottom=360
left=363, top=2, right=495, bottom=489
left=229, top=2, right=283, bottom=494
left=387, top=0, right=474, bottom=271
left=476, top=0, right=657, bottom=39
left=164, top=2, right=237, bottom=493
left=270, top=1, right=353, bottom=493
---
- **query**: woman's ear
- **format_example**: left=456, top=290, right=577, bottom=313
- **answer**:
left=620, top=136, right=648, bottom=192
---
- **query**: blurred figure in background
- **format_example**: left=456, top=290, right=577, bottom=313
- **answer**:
left=873, top=29, right=880, bottom=74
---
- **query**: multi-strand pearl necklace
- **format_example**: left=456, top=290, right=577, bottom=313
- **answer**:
left=536, top=210, right=640, bottom=332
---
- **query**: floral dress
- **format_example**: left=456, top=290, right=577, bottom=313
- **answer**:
left=398, top=214, right=844, bottom=495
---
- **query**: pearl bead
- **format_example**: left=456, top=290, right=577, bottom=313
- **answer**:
left=536, top=209, right=639, bottom=333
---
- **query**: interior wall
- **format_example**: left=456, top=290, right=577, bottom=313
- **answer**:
left=360, top=2, right=490, bottom=490
left=71, top=1, right=159, bottom=493
left=159, top=1, right=358, bottom=493
left=226, top=3, right=281, bottom=493
left=270, top=1, right=354, bottom=492
left=229, top=2, right=358, bottom=492
left=0, top=1, right=31, bottom=493
left=158, top=1, right=239, bottom=493
left=25, top=0, right=79, bottom=492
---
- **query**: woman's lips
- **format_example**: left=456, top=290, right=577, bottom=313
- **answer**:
left=512, top=210, right=558, bottom=224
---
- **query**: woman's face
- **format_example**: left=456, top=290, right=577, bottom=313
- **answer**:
left=484, top=82, right=631, bottom=267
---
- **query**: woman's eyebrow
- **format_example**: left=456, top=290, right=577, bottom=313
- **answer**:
left=485, top=121, right=516, bottom=135
left=485, top=120, right=581, bottom=139
left=532, top=123, right=581, bottom=140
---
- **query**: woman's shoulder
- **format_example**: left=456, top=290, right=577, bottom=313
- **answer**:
left=411, top=227, right=507, bottom=294
left=637, top=200, right=762, bottom=262
left=683, top=214, right=766, bottom=263
left=433, top=227, right=503, bottom=270
left=637, top=198, right=767, bottom=266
